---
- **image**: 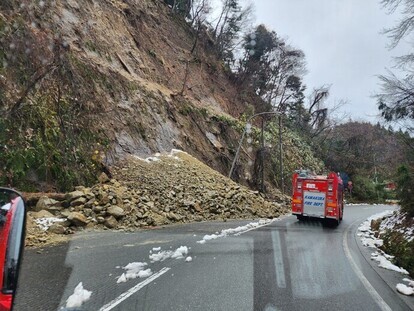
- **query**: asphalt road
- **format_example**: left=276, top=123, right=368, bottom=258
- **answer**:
left=14, top=204, right=413, bottom=311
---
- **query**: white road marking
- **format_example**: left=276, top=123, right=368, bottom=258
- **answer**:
left=98, top=267, right=171, bottom=311
left=271, top=230, right=286, bottom=288
left=343, top=220, right=392, bottom=311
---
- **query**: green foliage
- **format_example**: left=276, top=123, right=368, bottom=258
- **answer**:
left=84, top=40, right=99, bottom=53
left=197, top=107, right=209, bottom=117
left=178, top=102, right=194, bottom=116
left=241, top=117, right=324, bottom=191
left=211, top=114, right=237, bottom=127
left=319, top=122, right=411, bottom=203
left=0, top=30, right=113, bottom=192
left=352, top=175, right=377, bottom=201
left=381, top=230, right=414, bottom=276
left=0, top=89, right=106, bottom=191
left=148, top=50, right=157, bottom=58
left=396, top=165, right=414, bottom=216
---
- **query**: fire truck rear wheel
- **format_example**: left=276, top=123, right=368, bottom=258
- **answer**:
left=324, top=219, right=339, bottom=227
left=296, top=215, right=306, bottom=221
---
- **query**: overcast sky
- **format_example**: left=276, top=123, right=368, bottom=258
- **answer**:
left=247, top=0, right=411, bottom=123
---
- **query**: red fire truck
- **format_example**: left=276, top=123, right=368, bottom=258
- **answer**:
left=291, top=171, right=344, bottom=226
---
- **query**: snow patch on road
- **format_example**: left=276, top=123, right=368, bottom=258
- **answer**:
left=196, top=219, right=274, bottom=244
left=65, top=282, right=92, bottom=308
left=171, top=246, right=188, bottom=259
left=116, top=262, right=153, bottom=283
left=149, top=250, right=172, bottom=262
left=149, top=246, right=189, bottom=263
left=185, top=256, right=192, bottom=262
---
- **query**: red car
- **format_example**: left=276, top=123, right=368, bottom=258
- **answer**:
left=0, top=189, right=26, bottom=311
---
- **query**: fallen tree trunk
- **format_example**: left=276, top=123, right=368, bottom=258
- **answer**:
left=21, top=192, right=66, bottom=208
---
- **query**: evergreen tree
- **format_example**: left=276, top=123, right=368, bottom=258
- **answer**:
left=396, top=165, right=414, bottom=216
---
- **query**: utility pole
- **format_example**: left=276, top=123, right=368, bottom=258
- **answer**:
left=228, top=111, right=282, bottom=194
left=279, top=115, right=284, bottom=194
left=260, top=118, right=265, bottom=193
left=374, top=154, right=380, bottom=201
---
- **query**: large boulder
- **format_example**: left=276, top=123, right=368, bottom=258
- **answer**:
left=34, top=196, right=62, bottom=213
left=61, top=210, right=71, bottom=218
left=67, top=212, right=89, bottom=226
left=98, top=172, right=110, bottom=183
left=70, top=197, right=87, bottom=207
left=48, top=223, right=66, bottom=234
left=104, top=216, right=118, bottom=229
left=66, top=190, right=85, bottom=201
left=107, top=206, right=125, bottom=218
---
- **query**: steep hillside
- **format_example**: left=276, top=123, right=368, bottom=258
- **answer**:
left=0, top=0, right=323, bottom=193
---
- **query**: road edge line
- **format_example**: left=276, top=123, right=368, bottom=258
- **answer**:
left=98, top=267, right=171, bottom=311
left=343, top=220, right=392, bottom=311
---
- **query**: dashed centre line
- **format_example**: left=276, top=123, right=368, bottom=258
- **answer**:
left=98, top=267, right=171, bottom=311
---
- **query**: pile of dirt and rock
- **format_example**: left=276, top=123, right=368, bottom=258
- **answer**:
left=25, top=150, right=290, bottom=247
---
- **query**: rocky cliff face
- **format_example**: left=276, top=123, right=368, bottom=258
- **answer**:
left=51, top=0, right=246, bottom=158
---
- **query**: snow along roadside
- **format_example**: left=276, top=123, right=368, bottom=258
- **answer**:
left=196, top=219, right=275, bottom=244
left=357, top=209, right=414, bottom=296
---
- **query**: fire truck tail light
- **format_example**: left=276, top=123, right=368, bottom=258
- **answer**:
left=292, top=198, right=302, bottom=204
left=327, top=207, right=336, bottom=215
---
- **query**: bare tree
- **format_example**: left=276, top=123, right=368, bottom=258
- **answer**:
left=377, top=0, right=414, bottom=130
left=381, top=0, right=414, bottom=48
left=190, top=0, right=211, bottom=26
left=377, top=70, right=414, bottom=121
left=267, top=46, right=307, bottom=112
left=211, top=0, right=253, bottom=61
left=238, top=25, right=307, bottom=115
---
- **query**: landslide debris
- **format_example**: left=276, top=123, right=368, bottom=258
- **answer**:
left=26, top=150, right=290, bottom=247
